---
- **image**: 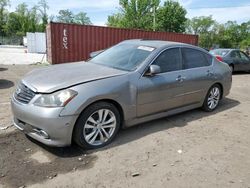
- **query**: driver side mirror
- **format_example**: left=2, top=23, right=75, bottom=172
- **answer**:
left=89, top=50, right=105, bottom=58
left=145, top=65, right=161, bottom=76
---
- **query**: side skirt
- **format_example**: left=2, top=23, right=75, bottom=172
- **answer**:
left=124, top=103, right=202, bottom=128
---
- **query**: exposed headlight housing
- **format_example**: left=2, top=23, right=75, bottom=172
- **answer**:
left=34, top=89, right=77, bottom=107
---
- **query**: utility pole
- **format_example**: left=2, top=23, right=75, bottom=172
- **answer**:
left=153, top=5, right=156, bottom=31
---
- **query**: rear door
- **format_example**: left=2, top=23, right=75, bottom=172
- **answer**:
left=230, top=51, right=243, bottom=71
left=239, top=51, right=250, bottom=71
left=179, top=48, right=215, bottom=105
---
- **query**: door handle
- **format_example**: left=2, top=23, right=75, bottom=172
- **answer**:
left=176, top=75, right=186, bottom=82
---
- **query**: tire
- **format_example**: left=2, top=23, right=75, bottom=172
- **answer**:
left=73, top=102, right=121, bottom=149
left=202, top=84, right=222, bottom=112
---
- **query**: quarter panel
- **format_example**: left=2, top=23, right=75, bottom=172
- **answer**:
left=212, top=60, right=232, bottom=97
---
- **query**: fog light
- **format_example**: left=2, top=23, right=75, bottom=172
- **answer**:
left=33, top=129, right=50, bottom=139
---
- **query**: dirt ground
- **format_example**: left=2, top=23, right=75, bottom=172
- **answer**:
left=0, top=65, right=250, bottom=188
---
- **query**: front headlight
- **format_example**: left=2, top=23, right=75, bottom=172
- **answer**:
left=34, top=89, right=78, bottom=107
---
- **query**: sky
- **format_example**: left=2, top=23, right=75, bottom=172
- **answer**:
left=9, top=0, right=250, bottom=26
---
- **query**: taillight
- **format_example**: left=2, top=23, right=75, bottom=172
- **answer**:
left=215, top=55, right=223, bottom=62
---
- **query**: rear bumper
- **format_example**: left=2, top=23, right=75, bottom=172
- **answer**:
left=11, top=96, right=78, bottom=147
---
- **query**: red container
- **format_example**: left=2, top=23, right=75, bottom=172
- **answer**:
left=46, top=22, right=198, bottom=64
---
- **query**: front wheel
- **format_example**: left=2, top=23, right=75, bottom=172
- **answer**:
left=202, top=84, right=221, bottom=112
left=73, top=102, right=121, bottom=149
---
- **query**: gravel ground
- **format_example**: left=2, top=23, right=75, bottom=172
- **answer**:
left=0, top=45, right=46, bottom=65
left=0, top=65, right=250, bottom=188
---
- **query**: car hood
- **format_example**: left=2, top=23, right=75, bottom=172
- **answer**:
left=22, top=62, right=127, bottom=93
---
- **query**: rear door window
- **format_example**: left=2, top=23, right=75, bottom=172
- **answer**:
left=182, top=48, right=211, bottom=69
left=239, top=51, right=249, bottom=61
left=204, top=53, right=213, bottom=65
left=230, top=51, right=241, bottom=59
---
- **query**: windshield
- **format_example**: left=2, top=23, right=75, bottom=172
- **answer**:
left=210, top=49, right=230, bottom=56
left=90, top=43, right=155, bottom=71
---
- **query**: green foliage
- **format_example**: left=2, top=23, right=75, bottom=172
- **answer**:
left=186, top=16, right=250, bottom=49
left=156, top=0, right=187, bottom=32
left=3, top=3, right=43, bottom=36
left=186, top=16, right=216, bottom=48
left=38, top=0, right=49, bottom=31
left=1, top=0, right=249, bottom=50
left=0, top=1, right=91, bottom=37
left=107, top=0, right=160, bottom=30
left=0, top=0, right=10, bottom=35
left=107, top=0, right=186, bottom=32
left=107, top=13, right=124, bottom=28
left=240, top=38, right=250, bottom=49
left=57, top=9, right=74, bottom=23
left=186, top=16, right=215, bottom=34
left=74, top=12, right=92, bottom=25
left=56, top=9, right=92, bottom=25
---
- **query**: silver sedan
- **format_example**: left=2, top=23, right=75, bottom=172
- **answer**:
left=11, top=40, right=232, bottom=149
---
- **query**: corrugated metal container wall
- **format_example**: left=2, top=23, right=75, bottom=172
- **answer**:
left=46, top=22, right=199, bottom=64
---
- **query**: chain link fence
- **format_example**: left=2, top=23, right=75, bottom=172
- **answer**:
left=0, top=35, right=23, bottom=45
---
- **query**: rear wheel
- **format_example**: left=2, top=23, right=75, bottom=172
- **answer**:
left=73, top=102, right=121, bottom=149
left=202, top=84, right=221, bottom=112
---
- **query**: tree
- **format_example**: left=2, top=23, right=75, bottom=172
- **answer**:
left=186, top=16, right=216, bottom=48
left=38, top=0, right=49, bottom=31
left=239, top=21, right=250, bottom=49
left=28, top=6, right=41, bottom=32
left=240, top=38, right=250, bottom=50
left=107, top=0, right=187, bottom=32
left=211, top=21, right=250, bottom=49
left=156, top=0, right=187, bottom=32
left=186, top=16, right=215, bottom=34
left=213, top=24, right=232, bottom=48
left=74, top=12, right=92, bottom=25
left=0, top=0, right=10, bottom=35
left=107, top=13, right=124, bottom=27
left=3, top=3, right=42, bottom=36
left=3, top=12, right=19, bottom=35
left=56, top=9, right=74, bottom=23
left=49, top=14, right=55, bottom=22
left=15, top=3, right=30, bottom=36
left=186, top=16, right=250, bottom=49
left=107, top=0, right=160, bottom=30
left=224, top=21, right=242, bottom=48
left=56, top=10, right=91, bottom=25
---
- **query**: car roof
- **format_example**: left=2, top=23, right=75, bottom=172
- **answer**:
left=121, top=39, right=194, bottom=49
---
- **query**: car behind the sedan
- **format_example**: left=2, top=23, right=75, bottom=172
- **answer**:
left=210, top=48, right=250, bottom=72
left=11, top=40, right=232, bottom=149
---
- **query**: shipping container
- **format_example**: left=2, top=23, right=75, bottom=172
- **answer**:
left=27, top=32, right=46, bottom=53
left=46, top=22, right=198, bottom=64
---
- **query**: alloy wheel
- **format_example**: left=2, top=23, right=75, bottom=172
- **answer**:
left=207, top=87, right=221, bottom=110
left=83, top=109, right=117, bottom=146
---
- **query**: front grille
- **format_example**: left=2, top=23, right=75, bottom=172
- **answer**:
left=14, top=83, right=36, bottom=104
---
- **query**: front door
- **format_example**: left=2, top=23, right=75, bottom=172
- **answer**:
left=137, top=48, right=185, bottom=117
